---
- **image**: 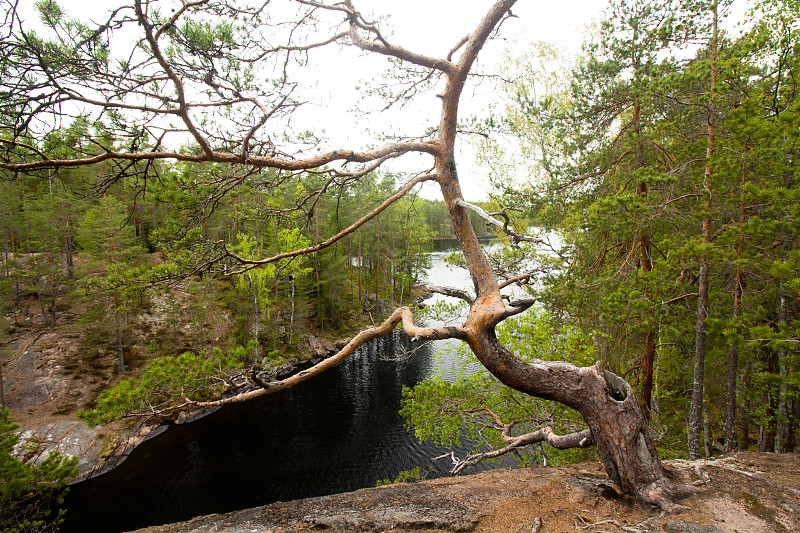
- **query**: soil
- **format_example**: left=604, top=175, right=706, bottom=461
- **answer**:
left=134, top=452, right=800, bottom=533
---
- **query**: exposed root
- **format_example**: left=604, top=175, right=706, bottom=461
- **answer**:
left=574, top=513, right=654, bottom=532
left=514, top=517, right=543, bottom=533
left=637, top=477, right=700, bottom=513
left=692, top=465, right=711, bottom=486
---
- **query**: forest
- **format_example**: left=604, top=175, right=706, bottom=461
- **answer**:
left=0, top=0, right=798, bottom=531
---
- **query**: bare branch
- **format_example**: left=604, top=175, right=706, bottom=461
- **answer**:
left=0, top=140, right=439, bottom=172
left=343, top=12, right=456, bottom=73
left=426, top=283, right=475, bottom=304
left=185, top=306, right=465, bottom=407
left=223, top=173, right=437, bottom=270
left=498, top=270, right=541, bottom=289
left=500, top=297, right=536, bottom=319
left=447, top=34, right=471, bottom=62
left=661, top=293, right=698, bottom=305
left=444, top=427, right=593, bottom=474
left=455, top=199, right=541, bottom=245
left=134, top=0, right=213, bottom=156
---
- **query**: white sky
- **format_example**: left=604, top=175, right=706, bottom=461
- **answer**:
left=19, top=0, right=748, bottom=200
left=325, top=0, right=609, bottom=200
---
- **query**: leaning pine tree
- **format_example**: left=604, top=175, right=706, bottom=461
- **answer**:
left=0, top=0, right=697, bottom=510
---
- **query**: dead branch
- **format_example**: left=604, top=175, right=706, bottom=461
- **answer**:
left=0, top=140, right=440, bottom=172
left=442, top=426, right=593, bottom=475
left=574, top=513, right=651, bottom=533
left=661, top=293, right=698, bottom=305
left=498, top=270, right=542, bottom=289
left=447, top=33, right=471, bottom=62
left=455, top=199, right=542, bottom=245
left=514, top=517, right=543, bottom=533
left=426, top=284, right=475, bottom=304
left=222, top=173, right=436, bottom=272
left=500, top=297, right=536, bottom=319
left=339, top=0, right=456, bottom=74
left=184, top=306, right=465, bottom=408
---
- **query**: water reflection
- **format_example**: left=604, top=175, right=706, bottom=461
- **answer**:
left=62, top=251, right=499, bottom=533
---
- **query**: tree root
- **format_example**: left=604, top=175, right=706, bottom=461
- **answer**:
left=636, top=477, right=700, bottom=513
left=574, top=512, right=664, bottom=532
left=514, top=517, right=542, bottom=533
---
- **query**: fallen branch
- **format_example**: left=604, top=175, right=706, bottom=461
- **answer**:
left=19, top=332, right=46, bottom=356
left=514, top=517, right=543, bottom=533
left=574, top=514, right=649, bottom=533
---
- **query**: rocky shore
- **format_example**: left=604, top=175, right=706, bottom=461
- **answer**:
left=5, top=332, right=348, bottom=481
left=133, top=452, right=800, bottom=533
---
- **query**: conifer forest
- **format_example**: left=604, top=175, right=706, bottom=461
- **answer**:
left=0, top=0, right=798, bottom=530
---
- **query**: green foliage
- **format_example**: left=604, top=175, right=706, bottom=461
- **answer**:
left=496, top=312, right=598, bottom=367
left=484, top=0, right=800, bottom=455
left=35, top=0, right=64, bottom=27
left=78, top=345, right=253, bottom=425
left=374, top=466, right=424, bottom=486
left=0, top=409, right=78, bottom=533
left=401, top=311, right=598, bottom=469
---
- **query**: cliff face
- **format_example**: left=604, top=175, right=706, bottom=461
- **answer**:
left=3, top=271, right=352, bottom=480
left=135, top=453, right=800, bottom=533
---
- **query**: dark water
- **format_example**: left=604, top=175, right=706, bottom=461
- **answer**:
left=62, top=334, right=483, bottom=532
left=61, top=250, right=502, bottom=532
left=432, top=237, right=493, bottom=252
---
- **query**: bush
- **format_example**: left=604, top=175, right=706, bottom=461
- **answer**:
left=78, top=345, right=251, bottom=425
left=0, top=409, right=78, bottom=533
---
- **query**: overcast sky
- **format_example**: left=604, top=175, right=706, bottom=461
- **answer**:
left=298, top=0, right=609, bottom=200
left=18, top=0, right=746, bottom=200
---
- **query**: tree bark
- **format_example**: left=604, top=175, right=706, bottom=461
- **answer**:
left=289, top=276, right=295, bottom=348
left=776, top=291, right=789, bottom=453
left=725, top=148, right=747, bottom=453
left=64, top=215, right=74, bottom=281
left=641, top=327, right=655, bottom=413
left=434, top=1, right=691, bottom=508
left=759, top=349, right=778, bottom=452
left=789, top=397, right=800, bottom=452
left=115, top=308, right=125, bottom=375
left=0, top=360, right=5, bottom=409
left=358, top=227, right=363, bottom=303
left=36, top=274, right=50, bottom=327
left=725, top=266, right=742, bottom=453
left=464, top=332, right=692, bottom=509
left=688, top=0, right=718, bottom=460
left=48, top=255, right=57, bottom=327
left=740, top=362, right=752, bottom=451
left=689, top=261, right=709, bottom=460
left=633, top=94, right=656, bottom=417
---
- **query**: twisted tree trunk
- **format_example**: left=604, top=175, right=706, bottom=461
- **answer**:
left=2, top=0, right=695, bottom=512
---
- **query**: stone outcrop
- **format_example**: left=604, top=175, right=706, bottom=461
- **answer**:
left=133, top=453, right=800, bottom=533
left=6, top=334, right=351, bottom=481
